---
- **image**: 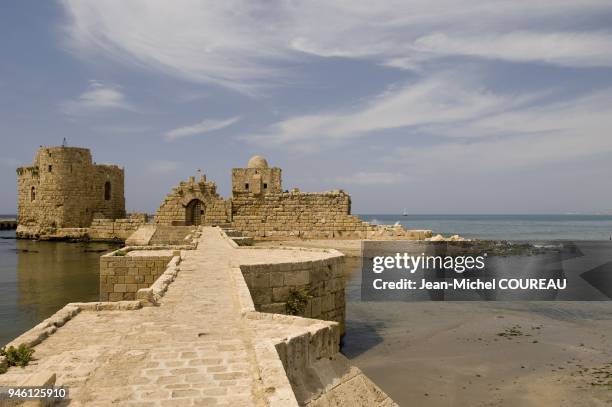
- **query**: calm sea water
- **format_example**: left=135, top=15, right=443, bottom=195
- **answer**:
left=0, top=229, right=119, bottom=346
left=359, top=214, right=612, bottom=240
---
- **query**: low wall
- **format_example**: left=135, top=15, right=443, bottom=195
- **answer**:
left=231, top=191, right=370, bottom=239
left=88, top=217, right=146, bottom=241
left=99, top=248, right=175, bottom=301
left=240, top=251, right=346, bottom=334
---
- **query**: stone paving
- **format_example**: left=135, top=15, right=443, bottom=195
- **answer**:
left=0, top=227, right=339, bottom=406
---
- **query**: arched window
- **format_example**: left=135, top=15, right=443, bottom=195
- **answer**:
left=30, top=186, right=36, bottom=201
left=104, top=181, right=111, bottom=201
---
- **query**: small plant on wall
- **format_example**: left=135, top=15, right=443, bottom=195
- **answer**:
left=0, top=344, right=35, bottom=373
left=287, top=288, right=312, bottom=315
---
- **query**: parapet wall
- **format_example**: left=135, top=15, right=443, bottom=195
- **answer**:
left=88, top=216, right=147, bottom=241
left=99, top=249, right=175, bottom=301
left=240, top=255, right=346, bottom=334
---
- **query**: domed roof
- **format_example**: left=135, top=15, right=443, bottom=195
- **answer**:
left=247, top=155, right=269, bottom=169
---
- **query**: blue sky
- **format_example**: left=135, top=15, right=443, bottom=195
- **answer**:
left=1, top=1, right=612, bottom=214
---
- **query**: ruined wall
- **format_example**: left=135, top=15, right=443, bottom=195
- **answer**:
left=17, top=146, right=125, bottom=236
left=154, top=175, right=230, bottom=226
left=99, top=249, right=174, bottom=301
left=231, top=190, right=374, bottom=239
left=240, top=254, right=345, bottom=333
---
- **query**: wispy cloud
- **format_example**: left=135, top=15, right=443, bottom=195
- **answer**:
left=410, top=31, right=612, bottom=68
left=147, top=160, right=180, bottom=173
left=246, top=68, right=612, bottom=173
left=163, top=116, right=240, bottom=141
left=247, top=72, right=540, bottom=148
left=60, top=1, right=612, bottom=91
left=60, top=80, right=132, bottom=115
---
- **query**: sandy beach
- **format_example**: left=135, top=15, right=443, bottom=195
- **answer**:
left=256, top=240, right=612, bottom=407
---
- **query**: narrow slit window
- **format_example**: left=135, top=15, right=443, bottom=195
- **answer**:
left=30, top=186, right=36, bottom=201
left=48, top=165, right=52, bottom=172
left=104, top=181, right=111, bottom=200
left=263, top=183, right=268, bottom=189
left=245, top=183, right=249, bottom=190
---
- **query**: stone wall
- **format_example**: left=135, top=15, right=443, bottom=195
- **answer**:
left=240, top=253, right=346, bottom=333
left=99, top=249, right=175, bottom=301
left=17, top=146, right=126, bottom=237
left=231, top=190, right=374, bottom=239
left=154, top=175, right=230, bottom=226
left=88, top=215, right=148, bottom=241
left=232, top=167, right=282, bottom=196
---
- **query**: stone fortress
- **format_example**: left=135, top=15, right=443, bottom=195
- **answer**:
left=17, top=146, right=431, bottom=241
left=7, top=146, right=425, bottom=405
left=155, top=154, right=430, bottom=240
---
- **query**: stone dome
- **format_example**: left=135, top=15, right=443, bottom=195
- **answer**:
left=247, top=155, right=269, bottom=169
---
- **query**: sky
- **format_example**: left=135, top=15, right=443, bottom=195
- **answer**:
left=1, top=0, right=612, bottom=214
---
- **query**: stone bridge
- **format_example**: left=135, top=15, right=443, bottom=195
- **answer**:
left=0, top=227, right=396, bottom=406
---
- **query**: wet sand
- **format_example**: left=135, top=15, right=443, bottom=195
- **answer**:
left=256, top=240, right=612, bottom=407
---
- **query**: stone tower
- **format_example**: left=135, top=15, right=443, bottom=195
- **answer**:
left=16, top=146, right=125, bottom=233
left=231, top=155, right=282, bottom=197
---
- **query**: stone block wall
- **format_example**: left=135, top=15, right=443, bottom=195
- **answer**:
left=88, top=217, right=147, bottom=241
left=100, top=249, right=174, bottom=301
left=240, top=254, right=346, bottom=333
left=231, top=191, right=373, bottom=239
left=232, top=167, right=282, bottom=196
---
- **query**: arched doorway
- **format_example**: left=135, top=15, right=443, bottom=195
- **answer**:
left=185, top=199, right=204, bottom=226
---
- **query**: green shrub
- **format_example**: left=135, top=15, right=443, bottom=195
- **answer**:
left=287, top=289, right=312, bottom=315
left=114, top=250, right=127, bottom=256
left=0, top=344, right=35, bottom=371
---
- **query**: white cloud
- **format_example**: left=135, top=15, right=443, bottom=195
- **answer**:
left=247, top=73, right=540, bottom=147
left=61, top=80, right=132, bottom=115
left=246, top=68, right=612, bottom=173
left=163, top=116, right=240, bottom=141
left=411, top=31, right=612, bottom=68
left=147, top=160, right=180, bottom=173
left=60, top=1, right=612, bottom=91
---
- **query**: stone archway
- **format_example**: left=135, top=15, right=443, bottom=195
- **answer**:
left=185, top=199, right=204, bottom=226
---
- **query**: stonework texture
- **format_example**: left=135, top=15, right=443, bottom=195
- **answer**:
left=154, top=175, right=230, bottom=227
left=88, top=214, right=149, bottom=241
left=240, top=256, right=346, bottom=333
left=100, top=250, right=174, bottom=301
left=17, top=146, right=126, bottom=238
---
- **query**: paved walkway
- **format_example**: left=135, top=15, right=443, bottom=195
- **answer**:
left=0, top=228, right=336, bottom=406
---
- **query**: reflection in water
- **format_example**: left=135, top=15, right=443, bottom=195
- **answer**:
left=0, top=230, right=119, bottom=345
